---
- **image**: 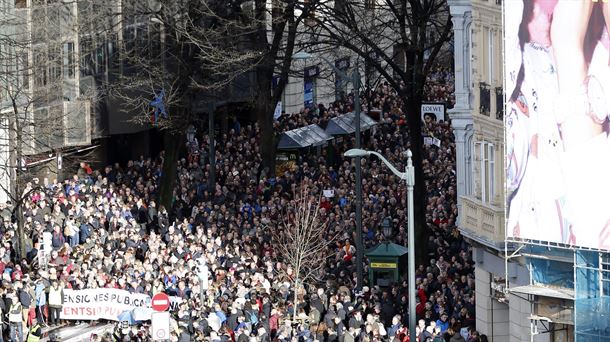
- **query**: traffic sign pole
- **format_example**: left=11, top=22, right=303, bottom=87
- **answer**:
left=151, top=311, right=170, bottom=341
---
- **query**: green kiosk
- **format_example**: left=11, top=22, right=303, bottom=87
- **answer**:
left=365, top=242, right=408, bottom=287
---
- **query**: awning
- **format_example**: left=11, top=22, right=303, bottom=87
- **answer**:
left=325, top=112, right=377, bottom=135
left=365, top=242, right=408, bottom=258
left=277, top=124, right=333, bottom=150
left=509, top=285, right=574, bottom=300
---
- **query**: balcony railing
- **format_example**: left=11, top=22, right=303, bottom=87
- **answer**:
left=460, top=195, right=505, bottom=247
left=495, top=87, right=504, bottom=121
left=479, top=82, right=490, bottom=116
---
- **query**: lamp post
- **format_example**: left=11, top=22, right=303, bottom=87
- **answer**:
left=344, top=148, right=416, bottom=342
left=293, top=52, right=364, bottom=291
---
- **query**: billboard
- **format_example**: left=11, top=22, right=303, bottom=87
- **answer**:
left=504, top=0, right=610, bottom=250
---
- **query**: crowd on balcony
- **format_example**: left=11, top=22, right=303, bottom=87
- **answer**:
left=0, top=69, right=484, bottom=342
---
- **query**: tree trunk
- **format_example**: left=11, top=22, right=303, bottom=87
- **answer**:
left=8, top=102, right=27, bottom=260
left=17, top=201, right=26, bottom=260
left=292, top=277, right=299, bottom=322
left=159, top=130, right=183, bottom=211
left=255, top=66, right=276, bottom=177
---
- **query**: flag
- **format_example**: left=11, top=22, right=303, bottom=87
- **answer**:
left=273, top=101, right=283, bottom=120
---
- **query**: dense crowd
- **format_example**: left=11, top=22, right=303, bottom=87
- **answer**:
left=0, top=71, right=481, bottom=342
left=423, top=68, right=455, bottom=107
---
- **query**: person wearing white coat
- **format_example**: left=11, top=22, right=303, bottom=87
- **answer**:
left=48, top=281, right=64, bottom=326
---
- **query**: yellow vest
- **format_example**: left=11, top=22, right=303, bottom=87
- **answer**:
left=27, top=324, right=41, bottom=342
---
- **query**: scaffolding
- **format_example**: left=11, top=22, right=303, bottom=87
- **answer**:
left=503, top=241, right=610, bottom=341
left=574, top=251, right=610, bottom=341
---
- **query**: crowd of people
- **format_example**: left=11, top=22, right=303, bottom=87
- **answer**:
left=423, top=67, right=455, bottom=107
left=0, top=69, right=482, bottom=342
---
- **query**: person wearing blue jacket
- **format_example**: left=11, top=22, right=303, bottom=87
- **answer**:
left=436, top=312, right=450, bottom=334
left=34, top=281, right=47, bottom=326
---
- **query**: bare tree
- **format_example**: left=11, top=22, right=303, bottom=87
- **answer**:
left=0, top=0, right=94, bottom=258
left=87, top=0, right=263, bottom=209
left=245, top=0, right=316, bottom=175
left=309, top=0, right=453, bottom=265
left=272, top=184, right=336, bottom=321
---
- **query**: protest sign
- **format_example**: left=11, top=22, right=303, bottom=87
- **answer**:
left=61, top=288, right=182, bottom=321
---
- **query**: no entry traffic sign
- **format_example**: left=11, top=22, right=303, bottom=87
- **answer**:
left=151, top=292, right=170, bottom=312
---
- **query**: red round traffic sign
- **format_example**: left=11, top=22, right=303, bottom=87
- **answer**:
left=151, top=292, right=170, bottom=312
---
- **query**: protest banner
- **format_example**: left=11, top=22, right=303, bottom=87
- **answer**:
left=61, top=288, right=182, bottom=321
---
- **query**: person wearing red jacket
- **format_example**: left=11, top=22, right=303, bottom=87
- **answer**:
left=415, top=286, right=428, bottom=319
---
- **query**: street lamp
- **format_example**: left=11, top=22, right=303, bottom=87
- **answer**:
left=293, top=52, right=365, bottom=291
left=344, top=148, right=416, bottom=342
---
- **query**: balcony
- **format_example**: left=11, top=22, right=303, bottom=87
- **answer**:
left=479, top=82, right=490, bottom=116
left=459, top=195, right=505, bottom=249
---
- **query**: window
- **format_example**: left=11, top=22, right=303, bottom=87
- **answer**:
left=479, top=82, right=490, bottom=115
left=49, top=44, right=61, bottom=83
left=95, top=43, right=106, bottom=74
left=16, top=52, right=28, bottom=90
left=365, top=0, right=375, bottom=10
left=479, top=141, right=495, bottom=203
left=63, top=41, right=75, bottom=79
left=80, top=36, right=93, bottom=77
left=465, top=134, right=474, bottom=196
left=33, top=48, right=47, bottom=87
left=15, top=0, right=26, bottom=8
left=466, top=22, right=472, bottom=90
left=488, top=28, right=494, bottom=84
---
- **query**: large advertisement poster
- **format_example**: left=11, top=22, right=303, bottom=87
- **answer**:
left=505, top=0, right=610, bottom=250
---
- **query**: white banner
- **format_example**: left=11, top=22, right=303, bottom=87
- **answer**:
left=61, top=289, right=182, bottom=321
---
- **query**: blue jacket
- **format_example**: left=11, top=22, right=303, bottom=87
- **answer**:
left=436, top=318, right=449, bottom=333
left=35, top=283, right=46, bottom=306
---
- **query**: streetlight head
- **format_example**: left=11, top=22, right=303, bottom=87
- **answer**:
left=292, top=52, right=314, bottom=60
left=344, top=149, right=369, bottom=158
left=406, top=149, right=412, bottom=158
